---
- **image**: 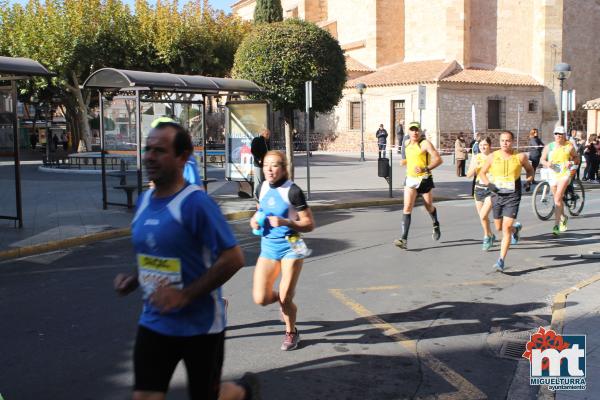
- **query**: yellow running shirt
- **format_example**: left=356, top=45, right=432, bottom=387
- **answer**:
left=474, top=152, right=491, bottom=184
left=547, top=142, right=573, bottom=177
left=489, top=150, right=521, bottom=193
left=405, top=139, right=429, bottom=178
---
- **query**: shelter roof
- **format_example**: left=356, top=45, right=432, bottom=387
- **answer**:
left=346, top=60, right=541, bottom=88
left=583, top=98, right=600, bottom=110
left=345, top=56, right=374, bottom=73
left=0, top=56, right=52, bottom=77
left=83, top=68, right=262, bottom=94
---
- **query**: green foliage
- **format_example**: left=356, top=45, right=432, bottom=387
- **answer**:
left=0, top=0, right=252, bottom=147
left=253, top=0, right=283, bottom=23
left=232, top=19, right=346, bottom=114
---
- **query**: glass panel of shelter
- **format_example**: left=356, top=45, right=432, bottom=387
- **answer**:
left=0, top=86, right=17, bottom=219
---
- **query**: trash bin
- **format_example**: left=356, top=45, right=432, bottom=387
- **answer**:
left=378, top=157, right=390, bottom=177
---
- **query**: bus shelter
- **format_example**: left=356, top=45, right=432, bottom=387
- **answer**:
left=0, top=56, right=52, bottom=228
left=82, top=68, right=261, bottom=209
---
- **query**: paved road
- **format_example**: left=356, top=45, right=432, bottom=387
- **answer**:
left=1, top=196, right=600, bottom=400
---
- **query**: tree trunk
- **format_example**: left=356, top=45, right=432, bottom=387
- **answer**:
left=284, top=108, right=294, bottom=180
left=65, top=72, right=92, bottom=151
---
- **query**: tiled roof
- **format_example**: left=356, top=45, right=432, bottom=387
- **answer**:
left=346, top=60, right=542, bottom=88
left=345, top=56, right=374, bottom=72
left=583, top=98, right=600, bottom=110
left=231, top=0, right=254, bottom=10
left=441, top=69, right=542, bottom=86
left=345, top=60, right=455, bottom=88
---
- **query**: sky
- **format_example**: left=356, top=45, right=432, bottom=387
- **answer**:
left=8, top=0, right=233, bottom=13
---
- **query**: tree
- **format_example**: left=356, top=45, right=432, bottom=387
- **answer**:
left=232, top=19, right=346, bottom=177
left=0, top=0, right=251, bottom=151
left=253, top=0, right=283, bottom=24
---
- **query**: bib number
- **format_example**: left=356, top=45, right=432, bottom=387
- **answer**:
left=495, top=179, right=515, bottom=194
left=137, top=254, right=183, bottom=299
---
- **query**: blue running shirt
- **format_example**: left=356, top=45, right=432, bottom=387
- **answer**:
left=256, top=179, right=308, bottom=239
left=131, top=184, right=237, bottom=336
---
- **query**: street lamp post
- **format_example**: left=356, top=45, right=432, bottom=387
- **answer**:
left=553, top=62, right=572, bottom=127
left=356, top=83, right=367, bottom=162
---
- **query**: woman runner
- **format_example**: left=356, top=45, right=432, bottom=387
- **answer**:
left=466, top=136, right=495, bottom=250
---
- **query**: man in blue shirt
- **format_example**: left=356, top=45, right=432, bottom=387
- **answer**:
left=114, top=120, right=247, bottom=400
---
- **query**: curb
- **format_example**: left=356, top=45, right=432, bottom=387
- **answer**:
left=0, top=228, right=131, bottom=261
left=0, top=195, right=459, bottom=262
left=536, top=273, right=600, bottom=400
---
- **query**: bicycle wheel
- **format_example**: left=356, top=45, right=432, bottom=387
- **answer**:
left=532, top=181, right=554, bottom=220
left=566, top=179, right=585, bottom=216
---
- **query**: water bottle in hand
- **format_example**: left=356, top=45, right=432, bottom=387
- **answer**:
left=252, top=210, right=267, bottom=236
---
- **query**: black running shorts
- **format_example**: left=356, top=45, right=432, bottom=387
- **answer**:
left=133, top=325, right=225, bottom=399
left=474, top=186, right=492, bottom=202
left=492, top=191, right=521, bottom=219
left=404, top=176, right=435, bottom=194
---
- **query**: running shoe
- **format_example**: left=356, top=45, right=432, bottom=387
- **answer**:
left=393, top=238, right=408, bottom=249
left=238, top=372, right=262, bottom=400
left=482, top=236, right=492, bottom=251
left=552, top=224, right=560, bottom=236
left=494, top=258, right=505, bottom=272
left=490, top=234, right=496, bottom=247
left=511, top=222, right=522, bottom=245
left=559, top=215, right=568, bottom=232
left=432, top=223, right=441, bottom=241
left=281, top=329, right=300, bottom=351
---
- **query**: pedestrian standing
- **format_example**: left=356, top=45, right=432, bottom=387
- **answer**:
left=251, top=128, right=270, bottom=196
left=376, top=124, right=388, bottom=158
left=583, top=134, right=598, bottom=182
left=469, top=132, right=482, bottom=155
left=528, top=128, right=544, bottom=181
left=113, top=120, right=256, bottom=400
left=393, top=122, right=443, bottom=250
left=251, top=150, right=315, bottom=351
left=455, top=132, right=468, bottom=177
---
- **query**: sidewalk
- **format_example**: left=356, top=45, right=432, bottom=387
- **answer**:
left=0, top=152, right=471, bottom=255
left=554, top=278, right=600, bottom=400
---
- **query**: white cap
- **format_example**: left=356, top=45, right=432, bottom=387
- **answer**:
left=554, top=126, right=566, bottom=134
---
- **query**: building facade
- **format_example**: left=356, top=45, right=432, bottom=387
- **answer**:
left=232, top=0, right=600, bottom=151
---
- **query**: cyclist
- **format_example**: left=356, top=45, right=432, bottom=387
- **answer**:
left=479, top=131, right=534, bottom=272
left=540, top=126, right=580, bottom=235
left=466, top=136, right=495, bottom=250
left=393, top=122, right=443, bottom=249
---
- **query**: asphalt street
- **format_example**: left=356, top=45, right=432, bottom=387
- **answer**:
left=1, top=195, right=600, bottom=400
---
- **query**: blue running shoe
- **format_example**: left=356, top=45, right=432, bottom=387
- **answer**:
left=482, top=236, right=492, bottom=251
left=511, top=222, right=522, bottom=245
left=494, top=258, right=505, bottom=272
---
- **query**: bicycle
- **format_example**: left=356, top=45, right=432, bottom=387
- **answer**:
left=532, top=168, right=585, bottom=220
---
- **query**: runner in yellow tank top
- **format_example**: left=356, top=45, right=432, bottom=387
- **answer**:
left=480, top=131, right=534, bottom=272
left=393, top=122, right=443, bottom=250
left=540, top=126, right=579, bottom=235
left=466, top=137, right=495, bottom=250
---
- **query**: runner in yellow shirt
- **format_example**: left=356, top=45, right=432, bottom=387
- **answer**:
left=479, top=131, right=534, bottom=271
left=540, top=126, right=580, bottom=235
left=393, top=122, right=443, bottom=250
left=466, top=136, right=495, bottom=250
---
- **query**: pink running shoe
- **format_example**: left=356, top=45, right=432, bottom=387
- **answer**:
left=280, top=329, right=300, bottom=351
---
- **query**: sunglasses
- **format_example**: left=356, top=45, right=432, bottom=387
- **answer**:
left=554, top=133, right=564, bottom=135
